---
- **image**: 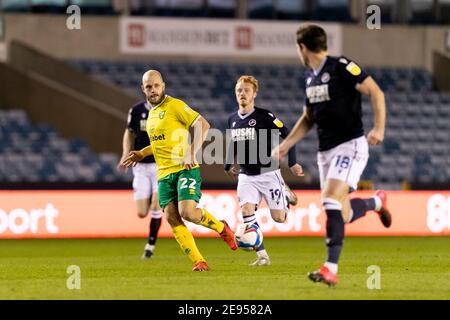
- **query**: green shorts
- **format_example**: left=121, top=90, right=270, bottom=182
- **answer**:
left=158, top=167, right=202, bottom=209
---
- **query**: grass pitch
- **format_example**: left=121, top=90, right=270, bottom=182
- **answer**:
left=0, top=237, right=449, bottom=300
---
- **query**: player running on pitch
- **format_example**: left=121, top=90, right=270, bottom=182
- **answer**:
left=225, top=75, right=304, bottom=266
left=122, top=70, right=237, bottom=272
left=273, top=25, right=392, bottom=287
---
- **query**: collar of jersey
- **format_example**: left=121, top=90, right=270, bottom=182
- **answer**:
left=238, top=107, right=256, bottom=120
left=150, top=95, right=168, bottom=110
left=313, top=56, right=328, bottom=76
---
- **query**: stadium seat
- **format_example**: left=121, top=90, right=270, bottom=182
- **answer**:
left=53, top=59, right=450, bottom=185
left=69, top=0, right=116, bottom=15
left=313, top=0, right=352, bottom=22
left=0, top=109, right=129, bottom=183
left=31, top=0, right=67, bottom=13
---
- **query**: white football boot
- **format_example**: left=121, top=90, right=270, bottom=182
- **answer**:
left=249, top=255, right=271, bottom=267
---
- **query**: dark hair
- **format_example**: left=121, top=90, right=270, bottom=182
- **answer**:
left=296, top=25, right=328, bottom=53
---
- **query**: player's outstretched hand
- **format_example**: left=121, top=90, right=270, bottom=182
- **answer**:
left=367, top=128, right=384, bottom=146
left=290, top=163, right=305, bottom=177
left=121, top=151, right=144, bottom=168
left=225, top=166, right=239, bottom=179
left=182, top=153, right=198, bottom=170
left=117, top=157, right=129, bottom=173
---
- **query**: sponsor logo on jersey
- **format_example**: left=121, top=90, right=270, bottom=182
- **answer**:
left=231, top=127, right=256, bottom=141
left=159, top=111, right=166, bottom=119
left=346, top=62, right=362, bottom=76
left=248, top=119, right=257, bottom=127
left=306, top=84, right=331, bottom=103
left=149, top=133, right=166, bottom=142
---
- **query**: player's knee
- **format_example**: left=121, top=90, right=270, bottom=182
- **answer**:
left=179, top=208, right=198, bottom=223
left=137, top=211, right=148, bottom=219
left=271, top=211, right=287, bottom=223
left=241, top=203, right=256, bottom=215
left=321, top=189, right=339, bottom=201
left=272, top=216, right=285, bottom=223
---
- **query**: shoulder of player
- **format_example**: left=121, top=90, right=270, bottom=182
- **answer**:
left=166, top=96, right=196, bottom=111
left=332, top=56, right=367, bottom=78
left=227, top=111, right=238, bottom=121
left=165, top=95, right=182, bottom=105
left=130, top=100, right=146, bottom=113
left=254, top=106, right=277, bottom=120
left=334, top=55, right=362, bottom=69
left=128, top=101, right=148, bottom=119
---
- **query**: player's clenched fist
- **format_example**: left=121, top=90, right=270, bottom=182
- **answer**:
left=367, top=128, right=384, bottom=146
left=290, top=163, right=304, bottom=177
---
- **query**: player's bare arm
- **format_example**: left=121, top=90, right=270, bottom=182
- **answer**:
left=357, top=76, right=386, bottom=146
left=121, top=145, right=153, bottom=168
left=184, top=116, right=210, bottom=170
left=273, top=107, right=314, bottom=160
left=117, top=129, right=135, bottom=172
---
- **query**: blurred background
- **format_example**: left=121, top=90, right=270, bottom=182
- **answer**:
left=0, top=0, right=449, bottom=192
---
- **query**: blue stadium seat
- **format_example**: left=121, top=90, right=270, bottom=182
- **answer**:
left=60, top=59, right=450, bottom=185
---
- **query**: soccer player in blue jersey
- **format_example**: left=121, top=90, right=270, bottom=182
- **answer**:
left=225, top=75, right=303, bottom=266
left=273, top=25, right=392, bottom=287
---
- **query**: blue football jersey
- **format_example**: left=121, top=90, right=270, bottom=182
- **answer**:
left=127, top=101, right=155, bottom=163
left=304, top=56, right=369, bottom=151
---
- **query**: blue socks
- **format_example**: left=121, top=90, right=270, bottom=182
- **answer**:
left=349, top=198, right=377, bottom=223
left=323, top=198, right=345, bottom=264
left=148, top=211, right=162, bottom=246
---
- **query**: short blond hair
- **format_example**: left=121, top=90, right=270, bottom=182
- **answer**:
left=236, top=75, right=259, bottom=92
